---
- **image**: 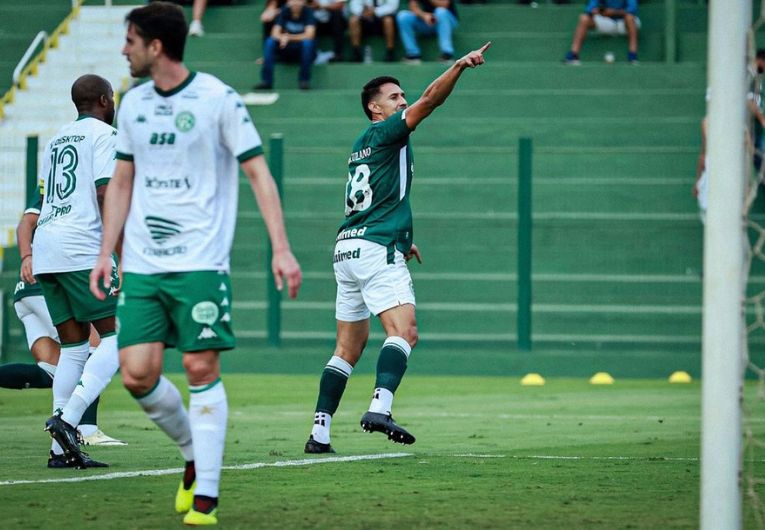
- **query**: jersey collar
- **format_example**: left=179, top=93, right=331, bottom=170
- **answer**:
left=154, top=71, right=197, bottom=98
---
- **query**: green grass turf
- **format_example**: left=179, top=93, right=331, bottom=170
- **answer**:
left=1, top=374, right=763, bottom=528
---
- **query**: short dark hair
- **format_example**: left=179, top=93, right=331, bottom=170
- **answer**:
left=126, top=2, right=187, bottom=62
left=758, top=48, right=765, bottom=61
left=71, top=74, right=111, bottom=112
left=361, top=76, right=400, bottom=120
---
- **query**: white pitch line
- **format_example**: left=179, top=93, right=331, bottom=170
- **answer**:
left=509, top=455, right=701, bottom=462
left=0, top=453, right=412, bottom=487
left=452, top=454, right=507, bottom=458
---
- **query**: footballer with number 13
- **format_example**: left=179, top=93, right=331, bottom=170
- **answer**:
left=305, top=41, right=491, bottom=453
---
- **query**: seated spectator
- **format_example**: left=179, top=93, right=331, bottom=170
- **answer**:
left=261, top=0, right=288, bottom=42
left=189, top=0, right=207, bottom=36
left=396, top=0, right=458, bottom=63
left=749, top=49, right=765, bottom=172
left=309, top=0, right=347, bottom=61
left=693, top=116, right=708, bottom=224
left=563, top=0, right=640, bottom=65
left=255, top=0, right=317, bottom=90
left=348, top=0, right=399, bottom=62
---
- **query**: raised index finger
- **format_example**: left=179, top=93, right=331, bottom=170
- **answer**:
left=478, top=41, right=492, bottom=54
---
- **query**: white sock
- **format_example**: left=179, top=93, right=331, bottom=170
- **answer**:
left=51, top=440, right=63, bottom=455
left=310, top=412, right=332, bottom=444
left=368, top=387, right=394, bottom=415
left=37, top=362, right=56, bottom=379
left=62, top=335, right=119, bottom=427
left=52, top=341, right=90, bottom=415
left=189, top=379, right=228, bottom=498
left=78, top=424, right=98, bottom=437
left=135, top=376, right=194, bottom=461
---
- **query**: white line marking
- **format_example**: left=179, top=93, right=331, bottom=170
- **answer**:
left=449, top=454, right=765, bottom=463
left=508, top=455, right=700, bottom=462
left=452, top=454, right=507, bottom=458
left=239, top=211, right=699, bottom=222
left=234, top=301, right=704, bottom=315
left=0, top=453, right=412, bottom=487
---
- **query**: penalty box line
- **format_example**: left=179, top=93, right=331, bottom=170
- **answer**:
left=0, top=453, right=412, bottom=487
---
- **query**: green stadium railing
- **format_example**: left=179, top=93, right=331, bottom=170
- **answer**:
left=517, top=138, right=533, bottom=351
left=267, top=134, right=284, bottom=347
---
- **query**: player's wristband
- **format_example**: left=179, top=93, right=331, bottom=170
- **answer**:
left=21, top=254, right=32, bottom=261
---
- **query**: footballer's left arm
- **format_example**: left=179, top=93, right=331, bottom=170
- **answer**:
left=240, top=154, right=303, bottom=298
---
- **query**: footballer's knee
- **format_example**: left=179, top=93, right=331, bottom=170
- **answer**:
left=182, top=351, right=220, bottom=385
left=334, top=342, right=366, bottom=366
left=122, top=370, right=156, bottom=396
left=397, top=325, right=418, bottom=349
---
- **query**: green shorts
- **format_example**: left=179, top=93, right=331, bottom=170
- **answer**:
left=37, top=267, right=120, bottom=326
left=117, top=271, right=235, bottom=352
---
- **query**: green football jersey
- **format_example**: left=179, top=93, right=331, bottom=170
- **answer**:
left=14, top=193, right=44, bottom=303
left=338, top=110, right=414, bottom=255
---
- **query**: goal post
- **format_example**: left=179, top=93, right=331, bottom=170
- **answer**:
left=700, top=1, right=751, bottom=529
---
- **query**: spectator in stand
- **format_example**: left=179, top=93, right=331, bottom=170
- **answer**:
left=563, top=0, right=640, bottom=65
left=309, top=0, right=348, bottom=61
left=396, top=0, right=458, bottom=64
left=255, top=0, right=317, bottom=90
left=748, top=49, right=765, bottom=172
left=189, top=0, right=207, bottom=36
left=348, top=0, right=399, bottom=63
left=261, top=0, right=288, bottom=42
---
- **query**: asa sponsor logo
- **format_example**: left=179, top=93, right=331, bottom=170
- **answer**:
left=336, top=226, right=368, bottom=241
left=149, top=132, right=175, bottom=145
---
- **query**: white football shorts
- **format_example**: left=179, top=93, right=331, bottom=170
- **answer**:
left=14, top=295, right=59, bottom=349
left=334, top=238, right=416, bottom=322
left=593, top=14, right=641, bottom=35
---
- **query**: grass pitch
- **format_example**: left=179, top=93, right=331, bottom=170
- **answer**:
left=0, top=374, right=761, bottom=529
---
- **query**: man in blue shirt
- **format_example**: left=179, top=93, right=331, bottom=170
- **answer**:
left=563, top=0, right=640, bottom=65
left=396, top=0, right=458, bottom=63
left=256, top=0, right=317, bottom=90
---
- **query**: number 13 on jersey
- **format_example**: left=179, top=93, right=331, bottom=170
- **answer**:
left=46, top=145, right=79, bottom=203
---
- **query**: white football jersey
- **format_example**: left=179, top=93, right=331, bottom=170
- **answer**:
left=33, top=116, right=117, bottom=274
left=115, top=72, right=262, bottom=274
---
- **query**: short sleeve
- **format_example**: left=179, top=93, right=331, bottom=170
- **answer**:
left=372, top=110, right=411, bottom=146
left=220, top=89, right=264, bottom=163
left=93, top=127, right=117, bottom=187
left=115, top=101, right=134, bottom=162
left=36, top=141, right=52, bottom=206
left=24, top=190, right=43, bottom=214
left=275, top=6, right=288, bottom=26
left=304, top=7, right=316, bottom=26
